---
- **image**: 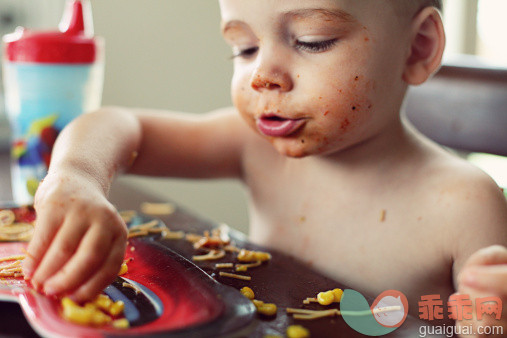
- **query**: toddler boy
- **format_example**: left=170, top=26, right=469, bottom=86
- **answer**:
left=23, top=0, right=507, bottom=334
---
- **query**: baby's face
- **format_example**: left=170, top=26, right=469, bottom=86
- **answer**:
left=220, top=0, right=411, bottom=157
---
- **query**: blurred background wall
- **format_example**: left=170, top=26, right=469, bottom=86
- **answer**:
left=90, top=0, right=249, bottom=234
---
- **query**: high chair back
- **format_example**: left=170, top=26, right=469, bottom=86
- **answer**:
left=405, top=58, right=507, bottom=156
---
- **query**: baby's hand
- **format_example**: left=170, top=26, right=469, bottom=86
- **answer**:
left=455, top=245, right=507, bottom=337
left=22, top=170, right=128, bottom=302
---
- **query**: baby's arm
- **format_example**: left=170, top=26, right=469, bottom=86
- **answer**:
left=448, top=170, right=507, bottom=337
left=23, top=106, right=245, bottom=301
left=456, top=246, right=507, bottom=337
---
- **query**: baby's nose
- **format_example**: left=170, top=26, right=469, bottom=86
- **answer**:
left=250, top=70, right=293, bottom=92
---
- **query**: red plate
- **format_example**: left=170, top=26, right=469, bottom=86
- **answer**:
left=0, top=210, right=255, bottom=337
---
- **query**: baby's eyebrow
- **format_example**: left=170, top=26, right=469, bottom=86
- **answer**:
left=221, top=20, right=249, bottom=37
left=221, top=8, right=356, bottom=36
left=282, top=8, right=357, bottom=23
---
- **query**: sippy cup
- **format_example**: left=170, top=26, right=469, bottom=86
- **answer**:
left=2, top=0, right=104, bottom=204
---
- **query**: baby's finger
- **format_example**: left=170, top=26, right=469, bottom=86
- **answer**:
left=461, top=265, right=507, bottom=295
left=70, top=237, right=126, bottom=302
left=42, top=225, right=114, bottom=297
left=23, top=211, right=64, bottom=280
left=463, top=245, right=507, bottom=268
left=31, top=218, right=88, bottom=288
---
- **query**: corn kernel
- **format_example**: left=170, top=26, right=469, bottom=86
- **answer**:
left=254, top=252, right=271, bottom=261
left=240, top=286, right=255, bottom=300
left=62, top=304, right=95, bottom=325
left=61, top=297, right=77, bottom=309
left=109, top=300, right=125, bottom=317
left=91, top=310, right=112, bottom=326
left=287, top=325, right=310, bottom=338
left=112, top=318, right=130, bottom=329
left=257, top=303, right=277, bottom=316
left=61, top=297, right=97, bottom=326
left=237, top=249, right=271, bottom=262
left=317, top=291, right=334, bottom=306
left=235, top=265, right=248, bottom=272
left=252, top=299, right=264, bottom=307
left=332, top=288, right=343, bottom=302
left=84, top=303, right=98, bottom=311
left=118, top=262, right=128, bottom=275
left=94, top=294, right=113, bottom=312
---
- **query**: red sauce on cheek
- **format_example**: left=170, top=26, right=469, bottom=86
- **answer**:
left=340, top=118, right=350, bottom=130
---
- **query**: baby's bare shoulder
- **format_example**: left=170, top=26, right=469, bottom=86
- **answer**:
left=424, top=155, right=506, bottom=220
left=420, top=153, right=505, bottom=223
left=419, top=153, right=507, bottom=268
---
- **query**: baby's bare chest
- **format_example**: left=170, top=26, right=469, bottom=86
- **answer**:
left=245, top=160, right=454, bottom=301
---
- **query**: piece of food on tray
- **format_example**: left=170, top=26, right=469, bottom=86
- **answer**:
left=118, top=258, right=133, bottom=275
left=235, top=261, right=262, bottom=272
left=240, top=286, right=254, bottom=300
left=0, top=254, right=25, bottom=278
left=303, top=288, right=343, bottom=305
left=239, top=286, right=277, bottom=317
left=192, top=249, right=226, bottom=261
left=286, top=324, right=310, bottom=338
left=253, top=300, right=277, bottom=316
left=287, top=307, right=340, bottom=320
left=193, top=226, right=230, bottom=249
left=61, top=295, right=128, bottom=328
left=219, top=271, right=251, bottom=281
left=0, top=206, right=36, bottom=242
left=237, top=249, right=271, bottom=263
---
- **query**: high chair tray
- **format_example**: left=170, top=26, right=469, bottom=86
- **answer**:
left=0, top=208, right=255, bottom=338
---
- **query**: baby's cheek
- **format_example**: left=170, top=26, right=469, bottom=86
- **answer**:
left=231, top=77, right=257, bottom=130
left=319, top=81, right=373, bottom=133
left=230, top=73, right=245, bottom=108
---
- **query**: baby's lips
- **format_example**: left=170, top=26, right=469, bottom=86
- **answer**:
left=256, top=117, right=306, bottom=137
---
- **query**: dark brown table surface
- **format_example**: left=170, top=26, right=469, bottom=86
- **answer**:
left=0, top=152, right=441, bottom=337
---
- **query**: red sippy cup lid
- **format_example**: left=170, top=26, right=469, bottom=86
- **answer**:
left=3, top=0, right=103, bottom=64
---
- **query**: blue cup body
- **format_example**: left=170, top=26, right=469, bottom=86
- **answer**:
left=3, top=62, right=103, bottom=204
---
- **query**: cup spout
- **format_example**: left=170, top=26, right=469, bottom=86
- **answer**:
left=59, top=0, right=94, bottom=36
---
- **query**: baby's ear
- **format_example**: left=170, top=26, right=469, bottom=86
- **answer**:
left=402, top=7, right=445, bottom=85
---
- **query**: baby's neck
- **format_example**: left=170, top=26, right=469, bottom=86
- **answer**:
left=311, top=118, right=418, bottom=173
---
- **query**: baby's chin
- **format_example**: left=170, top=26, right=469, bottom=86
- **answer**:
left=278, top=148, right=309, bottom=159
left=270, top=138, right=322, bottom=158
left=272, top=137, right=359, bottom=159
